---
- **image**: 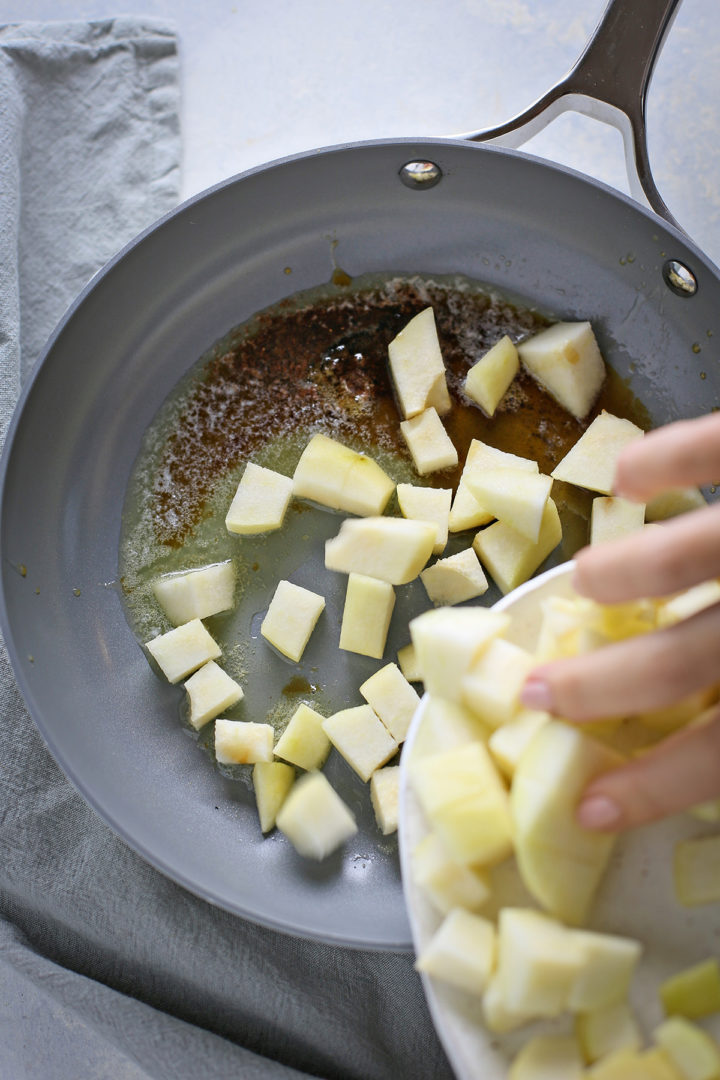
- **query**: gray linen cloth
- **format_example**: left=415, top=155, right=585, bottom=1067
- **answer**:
left=0, top=19, right=454, bottom=1080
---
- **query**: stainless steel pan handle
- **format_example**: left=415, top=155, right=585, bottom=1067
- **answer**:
left=458, top=0, right=683, bottom=230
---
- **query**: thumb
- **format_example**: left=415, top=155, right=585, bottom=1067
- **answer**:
left=576, top=708, right=720, bottom=832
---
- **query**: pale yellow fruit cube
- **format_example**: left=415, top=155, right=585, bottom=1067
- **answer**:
left=359, top=662, right=421, bottom=743
left=370, top=765, right=400, bottom=835
left=339, top=573, right=395, bottom=659
left=654, top=1017, right=720, bottom=1080
left=146, top=618, right=222, bottom=684
left=387, top=306, right=451, bottom=419
left=496, top=907, right=586, bottom=1019
left=658, top=580, right=720, bottom=626
left=152, top=561, right=236, bottom=626
left=411, top=832, right=491, bottom=914
left=292, top=433, right=394, bottom=516
left=482, top=974, right=532, bottom=1034
left=415, top=908, right=496, bottom=996
left=420, top=547, right=489, bottom=606
left=184, top=660, right=244, bottom=731
left=461, top=637, right=536, bottom=729
left=322, top=705, right=397, bottom=783
left=646, top=486, right=706, bottom=521
left=449, top=439, right=538, bottom=532
left=225, top=462, right=293, bottom=535
left=409, top=606, right=510, bottom=702
left=276, top=771, right=357, bottom=859
left=464, top=335, right=519, bottom=417
left=467, top=467, right=553, bottom=543
left=586, top=1050, right=666, bottom=1079
left=577, top=1000, right=643, bottom=1064
left=397, top=641, right=422, bottom=682
left=273, top=703, right=331, bottom=771
left=568, top=929, right=642, bottom=1012
left=253, top=761, right=295, bottom=833
left=638, top=687, right=716, bottom=733
left=690, top=799, right=720, bottom=823
left=396, top=483, right=451, bottom=554
left=590, top=495, right=646, bottom=544
left=639, top=1049, right=685, bottom=1080
left=325, top=516, right=436, bottom=585
left=517, top=321, right=606, bottom=420
left=551, top=411, right=644, bottom=494
left=473, top=497, right=562, bottom=594
left=488, top=710, right=550, bottom=779
left=509, top=1034, right=584, bottom=1080
left=409, top=696, right=490, bottom=767
left=660, top=958, right=720, bottom=1019
left=260, top=579, right=325, bottom=662
left=214, top=719, right=274, bottom=764
left=400, top=407, right=458, bottom=475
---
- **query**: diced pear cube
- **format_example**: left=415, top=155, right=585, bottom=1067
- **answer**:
left=409, top=606, right=510, bottom=702
left=449, top=439, right=539, bottom=533
left=146, top=619, right=222, bottom=684
left=396, top=483, right=451, bottom=554
left=325, top=516, right=436, bottom=585
left=473, top=497, right=562, bottom=594
left=292, top=433, right=394, bottom=516
left=184, top=660, right=244, bottom=730
left=551, top=411, right=645, bottom=494
left=639, top=1049, right=686, bottom=1080
left=576, top=1000, right=643, bottom=1064
left=388, top=306, right=451, bottom=419
left=273, top=703, right=331, bottom=771
left=658, top=580, right=720, bottom=626
left=660, top=959, right=720, bottom=1019
left=420, top=547, right=489, bottom=606
left=370, top=765, right=400, bottom=835
left=568, top=929, right=642, bottom=1012
left=517, top=321, right=606, bottom=420
left=689, top=799, right=720, bottom=823
left=152, top=561, right=236, bottom=625
left=511, top=720, right=623, bottom=924
left=214, top=719, right=274, bottom=764
left=339, top=573, right=395, bottom=659
left=464, top=335, right=519, bottom=417
left=590, top=495, right=646, bottom=544
left=654, top=1017, right=720, bottom=1080
left=397, top=641, right=422, bottom=682
left=322, top=705, right=397, bottom=782
left=409, top=696, right=490, bottom=767
left=400, top=407, right=458, bottom=475
left=508, top=1034, right=584, bottom=1080
left=411, top=831, right=491, bottom=914
left=488, top=710, right=550, bottom=779
left=359, top=662, right=421, bottom=743
left=253, top=761, right=295, bottom=832
left=225, top=462, right=293, bottom=534
left=496, top=907, right=586, bottom=1019
left=586, top=1050, right=666, bottom=1079
left=275, top=771, right=357, bottom=859
left=638, top=687, right=716, bottom=733
left=467, top=468, right=553, bottom=543
left=482, top=974, right=532, bottom=1033
left=415, top=908, right=496, bottom=996
left=461, top=637, right=536, bottom=729
left=260, top=579, right=325, bottom=662
left=646, top=486, right=706, bottom=521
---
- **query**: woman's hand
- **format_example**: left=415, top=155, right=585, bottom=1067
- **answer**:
left=520, top=412, right=720, bottom=832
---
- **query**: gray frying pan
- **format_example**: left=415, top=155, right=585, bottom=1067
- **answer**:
left=0, top=0, right=717, bottom=949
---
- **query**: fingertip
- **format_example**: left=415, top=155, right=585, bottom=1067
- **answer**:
left=576, top=793, right=623, bottom=831
left=520, top=673, right=553, bottom=712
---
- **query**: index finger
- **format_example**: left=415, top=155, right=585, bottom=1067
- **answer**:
left=614, top=413, right=720, bottom=501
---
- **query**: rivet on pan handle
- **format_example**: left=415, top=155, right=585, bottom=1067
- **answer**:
left=456, top=0, right=683, bottom=232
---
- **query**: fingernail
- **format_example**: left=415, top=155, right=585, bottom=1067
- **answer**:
left=521, top=676, right=553, bottom=712
left=577, top=794, right=622, bottom=830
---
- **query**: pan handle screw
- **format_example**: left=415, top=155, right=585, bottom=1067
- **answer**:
left=399, top=161, right=442, bottom=190
left=663, top=259, right=698, bottom=297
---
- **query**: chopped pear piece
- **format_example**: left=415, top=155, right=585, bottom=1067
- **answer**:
left=420, top=547, right=489, bottom=606
left=654, top=1017, right=720, bottom=1080
left=214, top=719, right=274, bottom=764
left=639, top=1049, right=685, bottom=1080
left=551, top=411, right=644, bottom=494
left=576, top=999, right=643, bottom=1063
left=517, top=320, right=606, bottom=419
left=325, top=516, right=436, bottom=585
left=400, top=407, right=458, bottom=475
left=449, top=439, right=539, bottom=533
left=338, top=573, right=395, bottom=659
left=184, top=660, right=244, bottom=731
left=411, top=832, right=491, bottom=914
left=409, top=606, right=510, bottom=702
left=370, top=765, right=400, bottom=835
left=359, top=662, right=421, bottom=743
left=473, top=497, right=562, bottom=594
left=461, top=637, right=536, bottom=729
left=646, top=486, right=706, bottom=521
left=397, top=641, right=422, bottom=683
left=658, top=580, right=720, bottom=626
left=465, top=335, right=520, bottom=417
left=409, top=696, right=490, bottom=767
left=467, top=467, right=553, bottom=543
left=152, top=561, right=236, bottom=625
left=511, top=720, right=623, bottom=924
left=225, top=462, right=293, bottom=535
left=590, top=496, right=646, bottom=544
left=508, top=1034, right=584, bottom=1080
left=396, top=483, right=451, bottom=554
left=322, top=705, right=397, bottom=783
left=488, top=710, right=550, bottom=779
left=253, top=761, right=295, bottom=832
left=586, top=1050, right=661, bottom=1080
left=660, top=959, right=720, bottom=1019
left=146, top=618, right=222, bottom=684
left=568, top=929, right=642, bottom=1011
left=638, top=687, right=716, bottom=733
left=689, top=799, right=720, bottom=823
left=482, top=974, right=532, bottom=1033
left=260, top=579, right=325, bottom=662
left=415, top=908, right=496, bottom=996
left=387, top=306, right=451, bottom=419
left=276, top=771, right=357, bottom=859
left=496, top=907, right=586, bottom=1019
left=273, top=703, right=331, bottom=771
left=292, top=433, right=394, bottom=516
